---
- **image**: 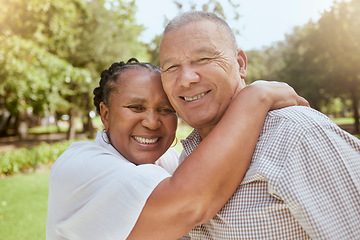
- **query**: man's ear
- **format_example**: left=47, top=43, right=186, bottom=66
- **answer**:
left=100, top=102, right=110, bottom=131
left=236, top=49, right=247, bottom=79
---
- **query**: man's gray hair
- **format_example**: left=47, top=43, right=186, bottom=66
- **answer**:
left=163, top=11, right=238, bottom=50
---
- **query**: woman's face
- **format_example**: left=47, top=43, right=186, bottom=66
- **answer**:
left=100, top=68, right=177, bottom=165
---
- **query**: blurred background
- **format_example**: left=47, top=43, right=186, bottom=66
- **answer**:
left=0, top=0, right=359, bottom=239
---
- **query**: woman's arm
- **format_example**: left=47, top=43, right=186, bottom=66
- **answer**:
left=128, top=82, right=308, bottom=240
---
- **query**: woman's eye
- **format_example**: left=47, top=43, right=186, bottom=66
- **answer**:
left=158, top=108, right=175, bottom=115
left=126, top=105, right=145, bottom=112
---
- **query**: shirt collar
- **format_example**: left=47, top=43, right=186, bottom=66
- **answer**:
left=180, top=129, right=202, bottom=158
left=94, top=130, right=123, bottom=157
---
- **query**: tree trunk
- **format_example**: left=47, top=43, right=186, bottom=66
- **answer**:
left=15, top=112, right=28, bottom=140
left=67, top=99, right=76, bottom=140
left=17, top=121, right=28, bottom=140
left=86, top=113, right=95, bottom=139
left=0, top=114, right=12, bottom=136
left=83, top=94, right=95, bottom=139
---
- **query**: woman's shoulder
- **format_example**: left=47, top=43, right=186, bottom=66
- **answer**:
left=155, top=148, right=180, bottom=175
left=57, top=140, right=121, bottom=163
left=50, top=139, right=130, bottom=179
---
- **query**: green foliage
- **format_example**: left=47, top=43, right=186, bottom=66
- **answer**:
left=0, top=140, right=78, bottom=175
left=0, top=0, right=149, bottom=137
left=305, top=0, right=360, bottom=99
left=0, top=0, right=87, bottom=57
left=277, top=0, right=360, bottom=132
left=243, top=0, right=360, bottom=133
left=147, top=34, right=162, bottom=66
left=68, top=0, right=148, bottom=70
left=320, top=98, right=352, bottom=118
left=246, top=46, right=283, bottom=84
left=331, top=117, right=355, bottom=125
left=276, top=22, right=327, bottom=110
left=0, top=34, right=91, bottom=117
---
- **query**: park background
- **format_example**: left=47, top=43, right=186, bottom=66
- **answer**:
left=0, top=0, right=359, bottom=239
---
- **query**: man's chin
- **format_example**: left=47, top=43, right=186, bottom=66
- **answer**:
left=184, top=114, right=221, bottom=137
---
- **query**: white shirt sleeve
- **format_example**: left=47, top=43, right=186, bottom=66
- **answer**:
left=46, top=141, right=172, bottom=240
left=155, top=148, right=180, bottom=175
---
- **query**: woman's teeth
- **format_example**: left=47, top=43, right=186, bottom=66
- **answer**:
left=133, top=136, right=159, bottom=144
left=184, top=92, right=205, bottom=102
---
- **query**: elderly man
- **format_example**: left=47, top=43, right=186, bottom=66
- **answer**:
left=160, top=11, right=360, bottom=239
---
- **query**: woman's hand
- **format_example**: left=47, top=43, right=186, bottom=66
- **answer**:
left=244, top=80, right=309, bottom=110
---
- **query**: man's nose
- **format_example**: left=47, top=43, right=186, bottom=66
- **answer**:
left=178, top=66, right=200, bottom=88
left=141, top=110, right=161, bottom=130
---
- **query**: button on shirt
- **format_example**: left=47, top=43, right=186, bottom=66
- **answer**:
left=179, top=106, right=360, bottom=240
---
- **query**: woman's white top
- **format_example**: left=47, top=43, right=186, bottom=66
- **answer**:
left=46, top=130, right=179, bottom=240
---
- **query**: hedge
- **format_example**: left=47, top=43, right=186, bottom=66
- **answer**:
left=0, top=140, right=81, bottom=175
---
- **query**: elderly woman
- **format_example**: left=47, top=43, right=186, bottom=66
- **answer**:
left=46, top=58, right=307, bottom=240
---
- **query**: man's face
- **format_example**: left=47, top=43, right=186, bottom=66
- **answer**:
left=160, top=19, right=247, bottom=137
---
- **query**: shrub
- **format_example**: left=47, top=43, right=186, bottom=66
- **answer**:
left=0, top=140, right=80, bottom=175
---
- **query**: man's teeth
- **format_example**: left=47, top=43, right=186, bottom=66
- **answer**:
left=134, top=136, right=158, bottom=144
left=184, top=92, right=205, bottom=102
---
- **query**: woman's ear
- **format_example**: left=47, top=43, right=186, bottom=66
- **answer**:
left=100, top=102, right=110, bottom=131
left=236, top=49, right=247, bottom=79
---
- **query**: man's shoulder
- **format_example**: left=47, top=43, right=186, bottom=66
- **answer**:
left=244, top=107, right=334, bottom=183
left=256, top=106, right=341, bottom=149
left=264, top=106, right=335, bottom=131
left=267, top=106, right=329, bottom=121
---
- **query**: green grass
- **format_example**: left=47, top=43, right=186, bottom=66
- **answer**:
left=330, top=117, right=360, bottom=139
left=27, top=125, right=68, bottom=134
left=330, top=117, right=354, bottom=125
left=0, top=171, right=49, bottom=240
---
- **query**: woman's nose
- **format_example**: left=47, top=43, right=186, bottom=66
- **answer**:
left=142, top=111, right=161, bottom=130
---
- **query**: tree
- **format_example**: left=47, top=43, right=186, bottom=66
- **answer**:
left=0, top=34, right=91, bottom=137
left=277, top=22, right=330, bottom=111
left=0, top=0, right=92, bottom=138
left=245, top=45, right=284, bottom=84
left=276, top=0, right=360, bottom=133
left=0, top=0, right=149, bottom=139
left=310, top=0, right=360, bottom=133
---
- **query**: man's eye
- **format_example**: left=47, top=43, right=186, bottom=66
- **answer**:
left=164, top=65, right=179, bottom=72
left=198, top=58, right=210, bottom=63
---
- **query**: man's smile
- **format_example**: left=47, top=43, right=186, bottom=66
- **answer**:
left=181, top=91, right=210, bottom=102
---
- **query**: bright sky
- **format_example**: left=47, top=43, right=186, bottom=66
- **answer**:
left=135, top=0, right=336, bottom=50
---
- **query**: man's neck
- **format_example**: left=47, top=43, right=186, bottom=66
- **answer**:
left=197, top=126, right=214, bottom=139
left=196, top=81, right=246, bottom=139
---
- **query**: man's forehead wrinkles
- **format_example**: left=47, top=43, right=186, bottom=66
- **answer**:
left=194, top=47, right=218, bottom=57
left=163, top=47, right=215, bottom=65
left=161, top=53, right=188, bottom=68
